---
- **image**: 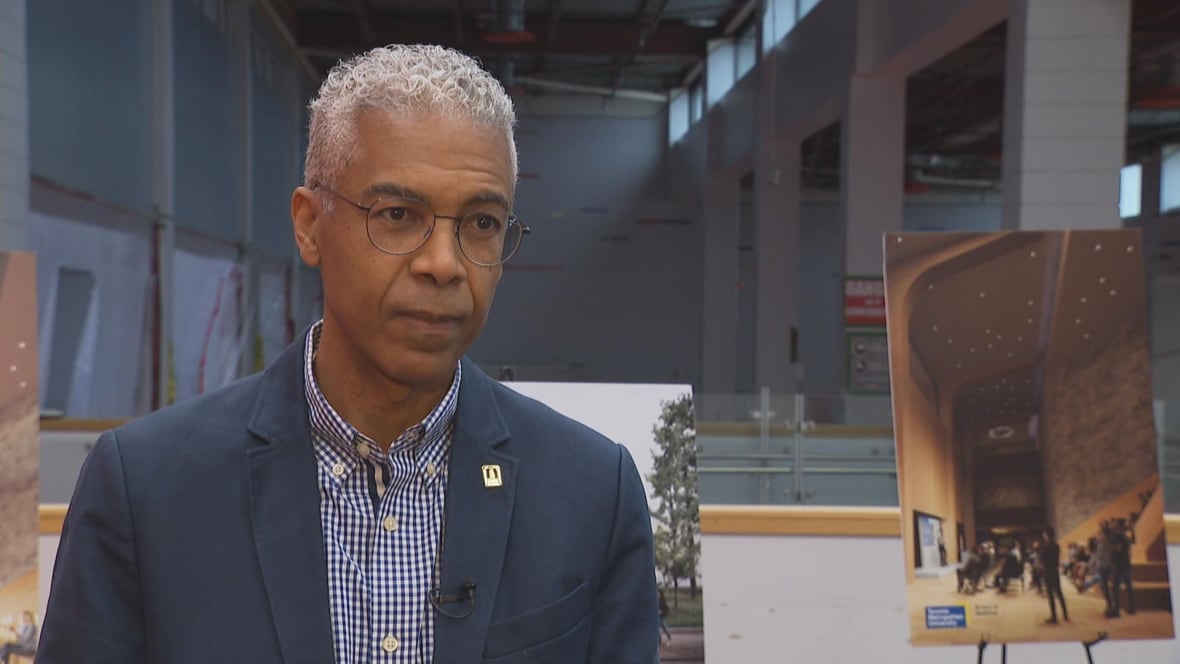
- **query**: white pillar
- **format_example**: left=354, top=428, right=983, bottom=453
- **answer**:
left=0, top=0, right=30, bottom=251
left=1001, top=0, right=1130, bottom=230
left=840, top=73, right=905, bottom=277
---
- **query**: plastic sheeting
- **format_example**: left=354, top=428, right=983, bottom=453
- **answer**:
left=257, top=256, right=291, bottom=366
left=172, top=236, right=242, bottom=403
left=32, top=211, right=152, bottom=417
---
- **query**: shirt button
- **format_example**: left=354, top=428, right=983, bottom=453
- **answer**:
left=356, top=444, right=369, bottom=458
left=425, top=462, right=437, bottom=477
left=382, top=635, right=399, bottom=653
left=383, top=515, right=398, bottom=532
left=331, top=463, right=346, bottom=478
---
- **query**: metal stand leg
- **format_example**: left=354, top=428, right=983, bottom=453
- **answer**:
left=1082, top=632, right=1108, bottom=664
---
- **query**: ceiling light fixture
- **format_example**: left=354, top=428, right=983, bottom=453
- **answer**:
left=991, top=426, right=1019, bottom=441
left=1095, top=243, right=1103, bottom=251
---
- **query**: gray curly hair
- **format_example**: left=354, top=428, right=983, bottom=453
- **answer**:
left=304, top=44, right=517, bottom=197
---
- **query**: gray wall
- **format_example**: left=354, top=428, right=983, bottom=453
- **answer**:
left=28, top=0, right=154, bottom=213
left=173, top=0, right=243, bottom=240
left=471, top=112, right=703, bottom=385
left=797, top=198, right=1002, bottom=396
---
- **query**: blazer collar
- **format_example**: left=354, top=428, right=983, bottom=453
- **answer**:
left=246, top=331, right=336, bottom=664
left=246, top=340, right=518, bottom=663
left=433, top=358, right=518, bottom=662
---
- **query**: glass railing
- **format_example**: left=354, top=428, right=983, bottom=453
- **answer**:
left=695, top=392, right=1180, bottom=512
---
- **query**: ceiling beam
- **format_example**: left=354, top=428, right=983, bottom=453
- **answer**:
left=296, top=11, right=712, bottom=58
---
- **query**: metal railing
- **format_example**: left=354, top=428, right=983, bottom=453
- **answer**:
left=695, top=391, right=1180, bottom=511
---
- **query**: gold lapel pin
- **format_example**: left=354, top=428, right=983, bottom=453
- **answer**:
left=481, top=464, right=503, bottom=488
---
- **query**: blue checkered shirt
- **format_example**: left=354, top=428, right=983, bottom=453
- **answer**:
left=304, top=322, right=458, bottom=664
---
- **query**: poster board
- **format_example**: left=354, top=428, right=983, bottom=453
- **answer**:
left=883, top=230, right=1173, bottom=646
left=504, top=382, right=704, bottom=660
left=0, top=253, right=40, bottom=642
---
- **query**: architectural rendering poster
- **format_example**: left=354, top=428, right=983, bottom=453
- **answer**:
left=883, top=230, right=1173, bottom=646
left=504, top=382, right=703, bottom=660
left=0, top=253, right=40, bottom=640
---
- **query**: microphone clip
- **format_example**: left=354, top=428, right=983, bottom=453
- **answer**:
left=429, top=580, right=477, bottom=619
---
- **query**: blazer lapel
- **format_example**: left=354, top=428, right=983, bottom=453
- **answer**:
left=246, top=337, right=336, bottom=664
left=433, top=359, right=517, bottom=663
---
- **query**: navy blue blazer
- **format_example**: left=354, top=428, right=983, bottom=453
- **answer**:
left=38, top=335, right=659, bottom=663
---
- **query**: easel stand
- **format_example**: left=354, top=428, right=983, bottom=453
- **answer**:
left=975, top=632, right=1108, bottom=663
left=1081, top=632, right=1108, bottom=664
left=976, top=637, right=1005, bottom=664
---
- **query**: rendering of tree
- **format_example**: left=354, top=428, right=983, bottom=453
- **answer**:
left=647, top=393, right=699, bottom=606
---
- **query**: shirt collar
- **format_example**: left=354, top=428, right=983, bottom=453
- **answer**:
left=302, top=320, right=461, bottom=457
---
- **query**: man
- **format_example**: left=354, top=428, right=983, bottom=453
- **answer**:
left=38, top=45, right=658, bottom=663
left=1107, top=519, right=1136, bottom=616
left=1076, top=532, right=1114, bottom=617
left=0, top=611, right=36, bottom=663
left=1041, top=528, right=1069, bottom=625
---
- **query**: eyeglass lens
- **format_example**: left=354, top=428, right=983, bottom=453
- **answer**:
left=366, top=197, right=523, bottom=266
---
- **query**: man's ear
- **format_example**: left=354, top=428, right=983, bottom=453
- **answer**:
left=291, top=186, right=322, bottom=267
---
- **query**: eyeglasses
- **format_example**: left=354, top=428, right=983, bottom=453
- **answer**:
left=315, top=185, right=530, bottom=267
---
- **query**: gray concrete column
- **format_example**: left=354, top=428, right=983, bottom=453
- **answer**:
left=1141, top=148, right=1162, bottom=219
left=752, top=24, right=802, bottom=393
left=701, top=170, right=740, bottom=394
left=840, top=73, right=905, bottom=276
left=1001, top=0, right=1130, bottom=230
left=754, top=138, right=800, bottom=392
left=0, top=0, right=30, bottom=251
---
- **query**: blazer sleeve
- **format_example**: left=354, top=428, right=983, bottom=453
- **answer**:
left=588, top=445, right=660, bottom=663
left=38, top=430, right=148, bottom=663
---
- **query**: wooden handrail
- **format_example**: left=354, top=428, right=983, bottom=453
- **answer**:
left=39, top=503, right=1180, bottom=542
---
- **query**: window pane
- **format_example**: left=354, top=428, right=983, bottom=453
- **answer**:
left=707, top=39, right=735, bottom=107
left=669, top=89, right=690, bottom=144
left=1119, top=164, right=1142, bottom=218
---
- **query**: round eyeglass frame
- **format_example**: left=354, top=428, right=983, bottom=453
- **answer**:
left=315, top=184, right=530, bottom=267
